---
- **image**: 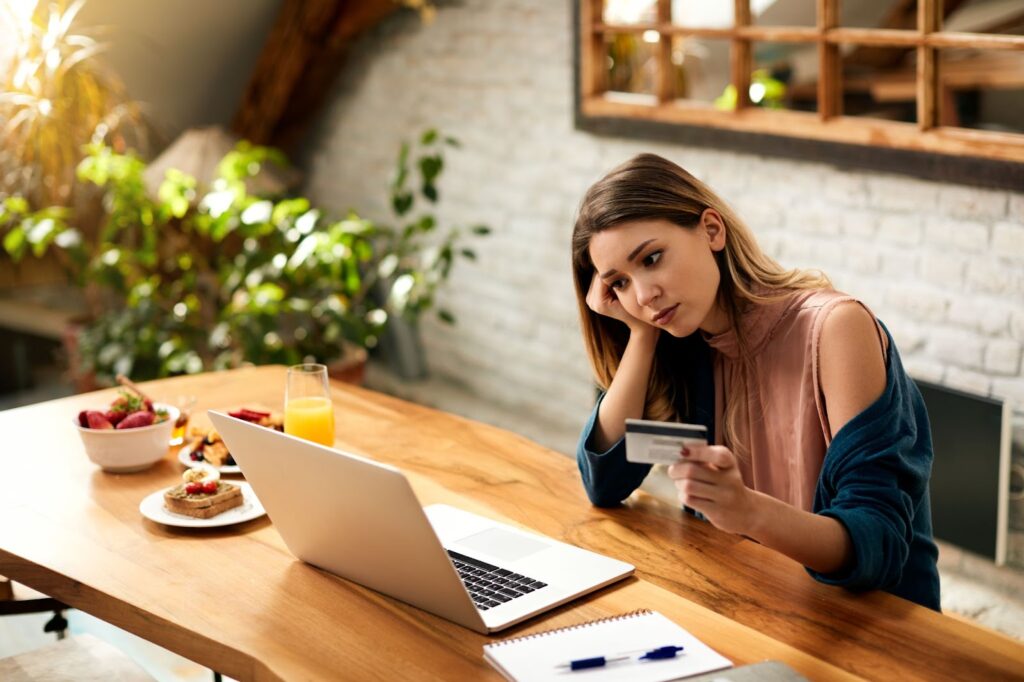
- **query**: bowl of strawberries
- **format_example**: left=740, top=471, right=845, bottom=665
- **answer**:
left=75, top=386, right=179, bottom=473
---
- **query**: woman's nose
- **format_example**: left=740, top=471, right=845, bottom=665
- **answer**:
left=634, top=280, right=660, bottom=308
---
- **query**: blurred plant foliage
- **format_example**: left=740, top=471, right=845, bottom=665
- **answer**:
left=0, top=129, right=489, bottom=383
left=714, top=69, right=788, bottom=111
left=0, top=0, right=149, bottom=207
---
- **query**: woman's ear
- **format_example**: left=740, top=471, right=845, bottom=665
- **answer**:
left=701, top=209, right=727, bottom=252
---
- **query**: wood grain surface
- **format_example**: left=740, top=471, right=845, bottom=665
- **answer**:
left=1, top=366, right=1022, bottom=680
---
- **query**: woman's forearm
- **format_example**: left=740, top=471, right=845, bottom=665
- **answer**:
left=745, top=490, right=854, bottom=575
left=592, top=328, right=660, bottom=452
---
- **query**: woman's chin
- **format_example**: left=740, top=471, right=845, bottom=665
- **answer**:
left=663, top=319, right=700, bottom=338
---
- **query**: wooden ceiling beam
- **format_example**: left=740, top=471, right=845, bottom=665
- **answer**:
left=232, top=0, right=398, bottom=150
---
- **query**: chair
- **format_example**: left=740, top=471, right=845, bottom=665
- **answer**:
left=2, top=578, right=223, bottom=680
left=0, top=577, right=70, bottom=639
left=0, top=632, right=153, bottom=681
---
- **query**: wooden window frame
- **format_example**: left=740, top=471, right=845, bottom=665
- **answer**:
left=574, top=0, right=1024, bottom=190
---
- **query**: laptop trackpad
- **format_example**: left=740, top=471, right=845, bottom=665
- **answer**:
left=457, top=527, right=548, bottom=562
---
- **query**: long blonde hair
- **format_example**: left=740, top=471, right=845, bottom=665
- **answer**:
left=571, top=153, right=831, bottom=455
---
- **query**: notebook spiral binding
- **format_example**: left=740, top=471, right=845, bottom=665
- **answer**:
left=485, top=609, right=654, bottom=648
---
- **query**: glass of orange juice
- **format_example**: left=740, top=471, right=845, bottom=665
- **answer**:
left=284, top=364, right=335, bottom=446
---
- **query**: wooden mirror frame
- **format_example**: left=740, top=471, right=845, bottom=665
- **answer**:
left=573, top=0, right=1024, bottom=190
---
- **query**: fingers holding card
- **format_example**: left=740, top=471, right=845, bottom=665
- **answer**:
left=624, top=419, right=708, bottom=465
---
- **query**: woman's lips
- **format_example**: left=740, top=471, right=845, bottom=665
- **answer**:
left=653, top=304, right=678, bottom=325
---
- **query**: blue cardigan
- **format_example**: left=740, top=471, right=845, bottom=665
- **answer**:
left=577, top=327, right=941, bottom=611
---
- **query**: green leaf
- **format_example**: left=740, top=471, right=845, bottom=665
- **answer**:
left=392, top=192, right=413, bottom=216
left=241, top=200, right=273, bottom=225
left=272, top=198, right=311, bottom=225
left=288, top=233, right=320, bottom=271
left=353, top=239, right=372, bottom=261
left=54, top=228, right=82, bottom=249
left=422, top=184, right=438, bottom=202
left=210, top=215, right=237, bottom=242
left=418, top=155, right=443, bottom=183
left=444, top=136, right=461, bottom=148
left=420, top=129, right=438, bottom=145
left=3, top=226, right=26, bottom=260
left=3, top=196, right=29, bottom=215
left=251, top=283, right=285, bottom=310
left=26, top=218, right=56, bottom=244
left=184, top=352, right=204, bottom=374
left=417, top=215, right=436, bottom=233
left=345, top=267, right=361, bottom=293
left=170, top=196, right=189, bottom=218
left=438, top=309, right=456, bottom=324
left=440, top=245, right=453, bottom=278
left=471, top=225, right=492, bottom=236
left=392, top=142, right=410, bottom=191
left=158, top=169, right=197, bottom=218
left=294, top=209, right=319, bottom=235
left=460, top=248, right=476, bottom=260
left=378, top=253, right=399, bottom=279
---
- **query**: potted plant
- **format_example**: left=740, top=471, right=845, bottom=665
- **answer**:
left=0, top=0, right=151, bottom=298
left=0, top=129, right=490, bottom=387
left=0, top=1, right=150, bottom=206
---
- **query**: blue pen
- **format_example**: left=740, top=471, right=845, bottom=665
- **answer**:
left=556, top=645, right=685, bottom=671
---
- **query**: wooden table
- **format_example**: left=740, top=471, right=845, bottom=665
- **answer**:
left=1, top=367, right=1022, bottom=680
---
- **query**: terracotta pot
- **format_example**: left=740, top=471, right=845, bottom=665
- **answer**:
left=326, top=342, right=368, bottom=386
left=62, top=316, right=100, bottom=394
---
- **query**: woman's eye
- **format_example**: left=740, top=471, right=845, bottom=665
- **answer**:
left=643, top=250, right=662, bottom=267
left=610, top=278, right=627, bottom=291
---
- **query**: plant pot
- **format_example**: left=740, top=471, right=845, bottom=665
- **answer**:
left=62, top=316, right=100, bottom=394
left=378, top=314, right=428, bottom=381
left=327, top=341, right=368, bottom=385
left=372, top=278, right=428, bottom=380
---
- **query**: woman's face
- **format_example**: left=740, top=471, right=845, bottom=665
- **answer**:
left=587, top=214, right=728, bottom=336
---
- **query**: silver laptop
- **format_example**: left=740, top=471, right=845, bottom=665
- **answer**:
left=209, top=411, right=634, bottom=633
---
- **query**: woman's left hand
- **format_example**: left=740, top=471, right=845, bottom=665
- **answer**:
left=666, top=445, right=759, bottom=536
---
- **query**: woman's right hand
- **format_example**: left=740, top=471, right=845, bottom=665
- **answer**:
left=586, top=272, right=656, bottom=337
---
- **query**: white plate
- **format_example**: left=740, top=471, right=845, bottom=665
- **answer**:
left=178, top=443, right=242, bottom=475
left=139, top=481, right=265, bottom=528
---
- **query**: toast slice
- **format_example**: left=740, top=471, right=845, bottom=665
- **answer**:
left=163, top=482, right=243, bottom=519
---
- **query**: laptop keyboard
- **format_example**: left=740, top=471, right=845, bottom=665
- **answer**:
left=447, top=550, right=547, bottom=611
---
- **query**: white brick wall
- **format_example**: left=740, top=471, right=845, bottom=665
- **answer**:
left=994, top=222, right=1024, bottom=262
left=303, top=0, right=1024, bottom=566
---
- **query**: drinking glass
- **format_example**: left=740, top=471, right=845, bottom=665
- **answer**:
left=284, top=364, right=335, bottom=446
left=169, top=395, right=197, bottom=447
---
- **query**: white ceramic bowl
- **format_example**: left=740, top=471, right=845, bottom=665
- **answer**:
left=74, top=404, right=179, bottom=473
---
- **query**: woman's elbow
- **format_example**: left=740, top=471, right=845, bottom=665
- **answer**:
left=585, top=489, right=624, bottom=508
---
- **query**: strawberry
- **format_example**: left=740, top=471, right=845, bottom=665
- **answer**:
left=85, top=411, right=114, bottom=430
left=185, top=482, right=203, bottom=495
left=116, top=411, right=156, bottom=429
left=229, top=408, right=271, bottom=422
left=202, top=481, right=218, bottom=494
left=77, top=411, right=90, bottom=427
left=105, top=410, right=127, bottom=426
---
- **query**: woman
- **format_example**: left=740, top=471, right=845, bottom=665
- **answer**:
left=572, top=153, right=940, bottom=610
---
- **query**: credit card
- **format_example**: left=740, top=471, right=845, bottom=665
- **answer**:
left=625, top=418, right=708, bottom=464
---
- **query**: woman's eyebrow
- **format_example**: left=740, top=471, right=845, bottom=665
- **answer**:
left=599, top=238, right=656, bottom=279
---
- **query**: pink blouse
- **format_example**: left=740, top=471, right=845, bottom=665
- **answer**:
left=703, top=289, right=886, bottom=512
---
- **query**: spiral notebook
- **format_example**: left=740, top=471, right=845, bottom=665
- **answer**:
left=483, top=609, right=731, bottom=682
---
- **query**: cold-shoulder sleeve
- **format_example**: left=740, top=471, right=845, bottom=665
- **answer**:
left=808, top=323, right=940, bottom=610
left=576, top=392, right=652, bottom=507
